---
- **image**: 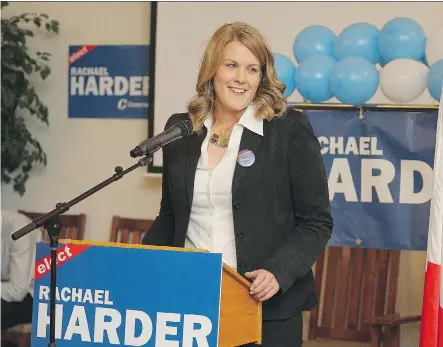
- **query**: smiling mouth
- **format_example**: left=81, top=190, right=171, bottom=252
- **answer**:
left=229, top=87, right=247, bottom=95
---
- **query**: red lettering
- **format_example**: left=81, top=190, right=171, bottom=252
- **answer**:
left=34, top=243, right=90, bottom=280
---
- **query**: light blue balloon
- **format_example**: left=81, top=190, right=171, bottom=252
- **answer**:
left=378, top=17, right=426, bottom=63
left=334, top=22, right=380, bottom=64
left=379, top=56, right=388, bottom=68
left=295, top=55, right=337, bottom=103
left=428, top=59, right=443, bottom=102
left=329, top=56, right=379, bottom=105
left=293, top=25, right=336, bottom=63
left=273, top=53, right=296, bottom=97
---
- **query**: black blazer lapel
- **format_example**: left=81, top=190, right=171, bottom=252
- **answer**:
left=232, top=127, right=263, bottom=197
left=185, top=128, right=207, bottom=210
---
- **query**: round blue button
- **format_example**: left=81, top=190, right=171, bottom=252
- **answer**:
left=237, top=149, right=255, bottom=167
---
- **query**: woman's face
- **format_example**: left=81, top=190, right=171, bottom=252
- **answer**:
left=213, top=41, right=261, bottom=117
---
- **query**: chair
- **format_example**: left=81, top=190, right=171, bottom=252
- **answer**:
left=2, top=211, right=86, bottom=347
left=1, top=328, right=31, bottom=347
left=18, top=210, right=86, bottom=241
left=110, top=215, right=154, bottom=244
left=305, top=247, right=421, bottom=347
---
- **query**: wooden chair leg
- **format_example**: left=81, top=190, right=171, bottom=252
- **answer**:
left=370, top=325, right=382, bottom=347
left=22, top=332, right=31, bottom=347
left=1, top=332, right=31, bottom=347
left=386, top=325, right=400, bottom=347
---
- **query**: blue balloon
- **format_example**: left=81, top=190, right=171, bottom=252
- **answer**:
left=334, top=22, right=380, bottom=64
left=329, top=56, right=379, bottom=105
left=379, top=56, right=388, bottom=68
left=293, top=25, right=336, bottom=63
left=273, top=53, right=296, bottom=97
left=295, top=55, right=336, bottom=102
left=428, top=59, right=443, bottom=102
left=378, top=17, right=426, bottom=63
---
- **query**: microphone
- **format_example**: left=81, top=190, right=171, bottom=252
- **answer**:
left=11, top=221, right=38, bottom=241
left=130, top=120, right=193, bottom=158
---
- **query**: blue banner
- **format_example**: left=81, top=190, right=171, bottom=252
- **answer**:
left=68, top=45, right=150, bottom=119
left=305, top=108, right=438, bottom=251
left=31, top=242, right=223, bottom=347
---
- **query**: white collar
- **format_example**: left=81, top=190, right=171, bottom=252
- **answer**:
left=203, top=104, right=263, bottom=136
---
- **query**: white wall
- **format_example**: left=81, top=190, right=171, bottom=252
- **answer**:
left=1, top=2, right=434, bottom=346
left=1, top=2, right=161, bottom=243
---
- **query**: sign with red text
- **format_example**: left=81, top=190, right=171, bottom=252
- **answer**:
left=68, top=45, right=151, bottom=119
left=31, top=242, right=223, bottom=347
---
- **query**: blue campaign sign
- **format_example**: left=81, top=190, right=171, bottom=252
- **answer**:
left=31, top=242, right=223, bottom=347
left=68, top=45, right=150, bottom=119
left=305, top=108, right=438, bottom=251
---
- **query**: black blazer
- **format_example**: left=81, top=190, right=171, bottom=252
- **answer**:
left=142, top=107, right=333, bottom=320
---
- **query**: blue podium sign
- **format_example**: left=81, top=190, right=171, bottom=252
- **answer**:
left=31, top=241, right=223, bottom=347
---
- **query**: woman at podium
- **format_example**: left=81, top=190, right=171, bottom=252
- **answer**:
left=142, top=21, right=333, bottom=347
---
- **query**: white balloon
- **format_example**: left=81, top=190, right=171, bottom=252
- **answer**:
left=426, top=27, right=443, bottom=66
left=380, top=59, right=429, bottom=103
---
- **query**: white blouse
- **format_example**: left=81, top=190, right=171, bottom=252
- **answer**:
left=185, top=105, right=263, bottom=270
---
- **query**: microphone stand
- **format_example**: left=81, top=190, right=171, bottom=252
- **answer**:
left=11, top=155, right=152, bottom=347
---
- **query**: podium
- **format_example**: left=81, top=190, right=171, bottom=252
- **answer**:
left=31, top=240, right=262, bottom=347
left=218, top=256, right=262, bottom=347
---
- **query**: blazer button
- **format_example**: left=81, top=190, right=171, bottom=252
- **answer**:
left=236, top=232, right=244, bottom=239
left=233, top=202, right=240, bottom=210
left=239, top=260, right=246, bottom=268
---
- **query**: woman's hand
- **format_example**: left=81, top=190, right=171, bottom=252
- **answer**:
left=245, top=269, right=280, bottom=302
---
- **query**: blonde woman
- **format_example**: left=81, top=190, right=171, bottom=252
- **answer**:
left=143, top=22, right=333, bottom=347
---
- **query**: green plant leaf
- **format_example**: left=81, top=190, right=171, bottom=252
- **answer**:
left=1, top=7, right=58, bottom=196
left=40, top=66, right=50, bottom=79
left=2, top=175, right=11, bottom=184
left=51, top=20, right=59, bottom=34
left=37, top=104, right=49, bottom=124
left=23, top=63, right=33, bottom=74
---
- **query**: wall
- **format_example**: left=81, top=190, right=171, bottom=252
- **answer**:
left=1, top=2, right=161, bottom=244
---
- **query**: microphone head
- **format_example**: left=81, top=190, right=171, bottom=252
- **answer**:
left=176, top=120, right=194, bottom=137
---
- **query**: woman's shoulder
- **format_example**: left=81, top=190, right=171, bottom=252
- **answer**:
left=163, top=112, right=191, bottom=130
left=269, top=106, right=311, bottom=131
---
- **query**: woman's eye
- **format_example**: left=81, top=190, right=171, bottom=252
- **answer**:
left=248, top=67, right=258, bottom=73
left=227, top=63, right=236, bottom=68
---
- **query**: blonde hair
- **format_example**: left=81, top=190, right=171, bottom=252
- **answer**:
left=187, top=22, right=287, bottom=130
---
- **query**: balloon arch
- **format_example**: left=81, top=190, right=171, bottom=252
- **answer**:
left=273, top=18, right=443, bottom=105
